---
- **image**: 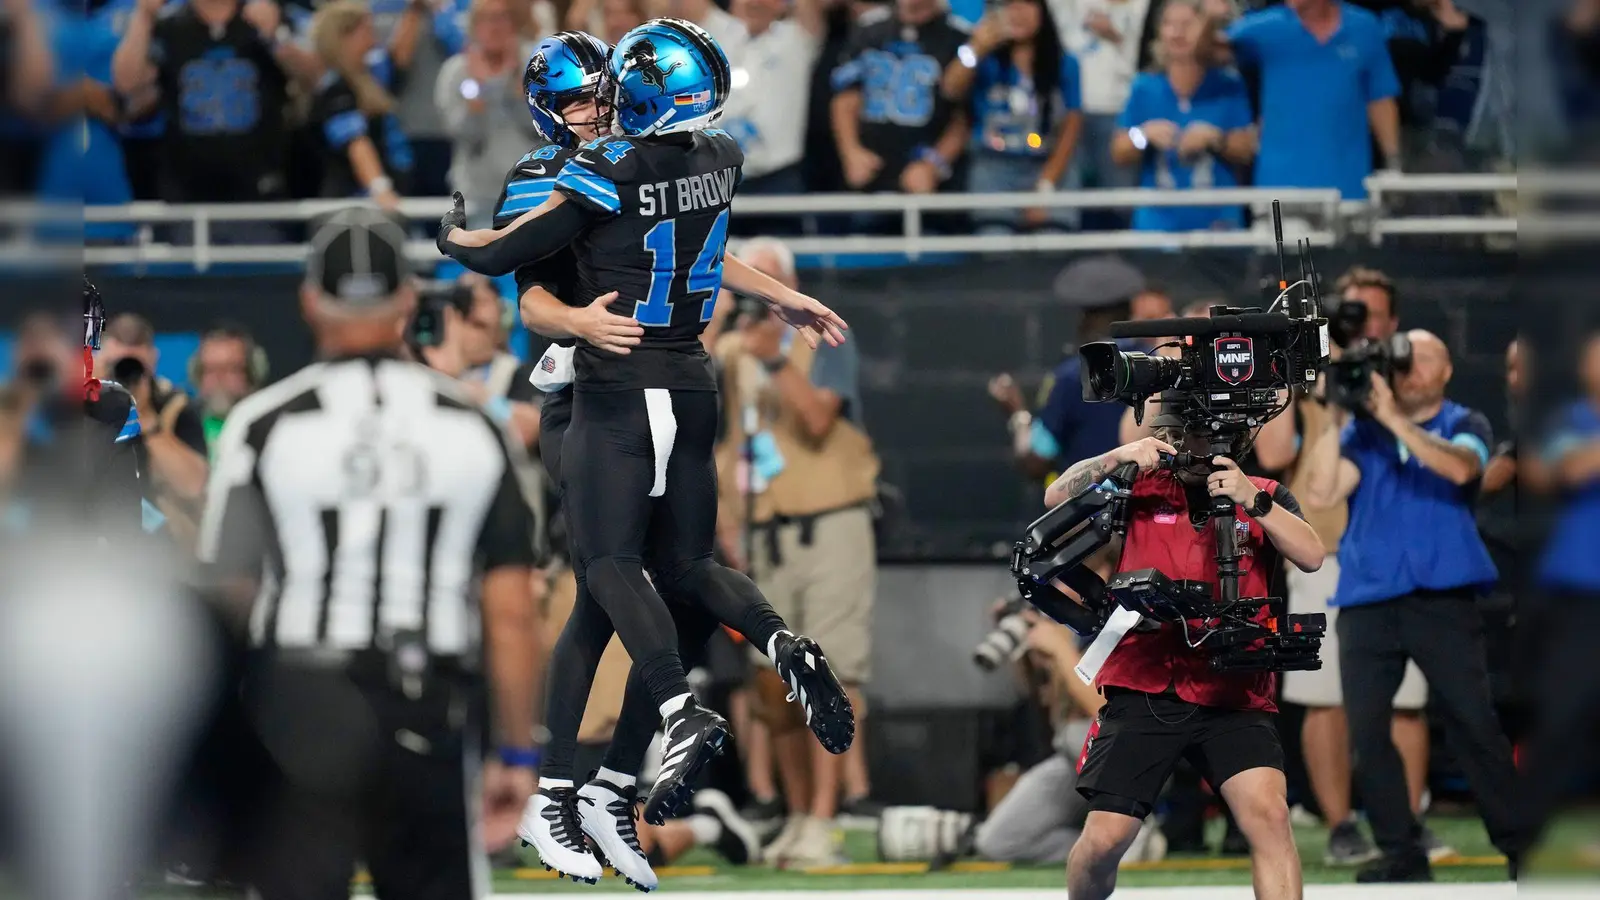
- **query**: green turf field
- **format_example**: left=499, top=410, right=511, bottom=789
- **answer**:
left=479, top=815, right=1510, bottom=893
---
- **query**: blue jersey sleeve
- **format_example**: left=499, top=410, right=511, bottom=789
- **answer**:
left=1058, top=53, right=1083, bottom=112
left=498, top=174, right=559, bottom=218
left=554, top=155, right=622, bottom=216
left=1225, top=10, right=1272, bottom=66
left=1448, top=410, right=1494, bottom=467
left=1360, top=15, right=1401, bottom=102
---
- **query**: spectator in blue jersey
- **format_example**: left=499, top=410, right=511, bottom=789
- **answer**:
left=1302, top=329, right=1529, bottom=883
left=1224, top=0, right=1401, bottom=201
left=309, top=0, right=415, bottom=209
left=38, top=0, right=138, bottom=242
left=1525, top=330, right=1600, bottom=841
left=988, top=255, right=1171, bottom=484
left=1111, top=0, right=1254, bottom=232
left=942, top=0, right=1084, bottom=233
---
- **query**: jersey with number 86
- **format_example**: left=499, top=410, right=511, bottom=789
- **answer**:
left=552, top=129, right=745, bottom=393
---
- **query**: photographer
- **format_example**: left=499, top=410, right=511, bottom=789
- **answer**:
left=95, top=314, right=209, bottom=547
left=1280, top=267, right=1434, bottom=866
left=412, top=277, right=540, bottom=449
left=713, top=238, right=879, bottom=868
left=1, top=311, right=143, bottom=539
left=1048, top=416, right=1324, bottom=900
left=1302, top=329, right=1528, bottom=882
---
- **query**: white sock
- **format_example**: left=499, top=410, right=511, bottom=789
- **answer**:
left=659, top=692, right=692, bottom=718
left=595, top=767, right=636, bottom=790
left=539, top=777, right=574, bottom=791
left=765, top=630, right=794, bottom=662
left=685, top=814, right=722, bottom=845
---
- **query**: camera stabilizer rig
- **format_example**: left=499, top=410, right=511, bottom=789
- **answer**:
left=1007, top=201, right=1328, bottom=674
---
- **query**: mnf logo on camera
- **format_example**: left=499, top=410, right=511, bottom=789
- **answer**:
left=1213, top=337, right=1256, bottom=385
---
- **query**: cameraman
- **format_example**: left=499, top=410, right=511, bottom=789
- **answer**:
left=1302, top=329, right=1528, bottom=882
left=95, top=314, right=210, bottom=543
left=1047, top=417, right=1324, bottom=900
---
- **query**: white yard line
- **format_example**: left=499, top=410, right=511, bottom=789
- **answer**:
left=480, top=885, right=1520, bottom=900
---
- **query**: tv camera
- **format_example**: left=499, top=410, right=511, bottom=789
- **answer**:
left=1007, top=201, right=1330, bottom=674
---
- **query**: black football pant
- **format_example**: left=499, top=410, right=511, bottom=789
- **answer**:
left=239, top=656, right=483, bottom=900
left=1339, top=588, right=1533, bottom=862
left=539, top=389, right=785, bottom=782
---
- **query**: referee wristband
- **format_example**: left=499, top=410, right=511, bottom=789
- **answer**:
left=498, top=746, right=542, bottom=769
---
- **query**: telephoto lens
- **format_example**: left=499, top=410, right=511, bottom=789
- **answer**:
left=973, top=608, right=1032, bottom=671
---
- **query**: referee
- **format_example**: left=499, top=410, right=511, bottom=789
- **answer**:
left=196, top=208, right=546, bottom=900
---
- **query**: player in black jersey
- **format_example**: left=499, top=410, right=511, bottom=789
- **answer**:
left=442, top=18, right=856, bottom=877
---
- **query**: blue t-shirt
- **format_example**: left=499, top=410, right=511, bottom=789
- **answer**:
left=1033, top=339, right=1139, bottom=472
left=1538, top=399, right=1600, bottom=592
left=1117, top=68, right=1253, bottom=232
left=971, top=51, right=1081, bottom=157
left=1334, top=400, right=1498, bottom=607
left=37, top=0, right=135, bottom=238
left=1227, top=3, right=1399, bottom=200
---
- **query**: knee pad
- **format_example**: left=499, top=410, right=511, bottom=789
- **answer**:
left=751, top=667, right=806, bottom=735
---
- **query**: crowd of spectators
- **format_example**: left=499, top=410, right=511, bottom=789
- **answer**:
left=0, top=0, right=1527, bottom=238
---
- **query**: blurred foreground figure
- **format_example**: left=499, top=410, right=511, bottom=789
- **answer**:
left=0, top=286, right=222, bottom=900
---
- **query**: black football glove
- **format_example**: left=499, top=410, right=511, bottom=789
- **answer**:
left=436, top=191, right=467, bottom=255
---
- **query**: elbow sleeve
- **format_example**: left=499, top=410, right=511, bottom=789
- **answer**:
left=445, top=203, right=590, bottom=277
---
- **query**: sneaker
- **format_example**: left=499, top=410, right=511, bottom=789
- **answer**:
left=777, top=815, right=844, bottom=870
left=642, top=701, right=730, bottom=826
left=1356, top=852, right=1433, bottom=883
left=1325, top=820, right=1381, bottom=866
left=1421, top=824, right=1457, bottom=862
left=693, top=789, right=762, bottom=866
left=576, top=779, right=657, bottom=892
left=762, top=815, right=805, bottom=865
left=773, top=634, right=855, bottom=754
left=518, top=786, right=603, bottom=883
left=741, top=795, right=785, bottom=825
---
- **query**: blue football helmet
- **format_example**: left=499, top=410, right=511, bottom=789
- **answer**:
left=608, top=18, right=731, bottom=138
left=524, top=31, right=613, bottom=148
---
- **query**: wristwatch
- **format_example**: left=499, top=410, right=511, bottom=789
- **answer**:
left=1246, top=489, right=1274, bottom=518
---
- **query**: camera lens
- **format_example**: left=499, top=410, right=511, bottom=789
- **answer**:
left=1081, top=342, right=1183, bottom=402
left=972, top=613, right=1030, bottom=671
left=110, top=356, right=147, bottom=385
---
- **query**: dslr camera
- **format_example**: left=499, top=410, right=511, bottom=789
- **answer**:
left=408, top=280, right=474, bottom=350
left=1323, top=297, right=1412, bottom=414
left=972, top=596, right=1031, bottom=671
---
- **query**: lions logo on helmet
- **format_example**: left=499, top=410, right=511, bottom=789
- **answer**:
left=525, top=52, right=551, bottom=87
left=522, top=31, right=611, bottom=148
left=624, top=39, right=683, bottom=94
left=609, top=18, right=731, bottom=137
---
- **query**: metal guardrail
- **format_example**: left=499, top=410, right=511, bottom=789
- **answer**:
left=0, top=173, right=1552, bottom=271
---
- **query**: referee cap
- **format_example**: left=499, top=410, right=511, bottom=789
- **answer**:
left=1052, top=255, right=1146, bottom=310
left=306, top=207, right=411, bottom=308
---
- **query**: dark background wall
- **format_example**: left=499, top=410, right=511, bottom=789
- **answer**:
left=73, top=247, right=1521, bottom=559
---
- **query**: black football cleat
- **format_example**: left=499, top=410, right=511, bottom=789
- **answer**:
left=774, top=634, right=855, bottom=754
left=642, top=700, right=729, bottom=826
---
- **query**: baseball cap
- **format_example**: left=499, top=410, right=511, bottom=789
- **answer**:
left=306, top=207, right=411, bottom=308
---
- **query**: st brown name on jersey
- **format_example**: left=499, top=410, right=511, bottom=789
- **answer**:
left=636, top=167, right=738, bottom=218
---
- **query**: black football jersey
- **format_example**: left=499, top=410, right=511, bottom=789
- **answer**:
left=493, top=141, right=582, bottom=351
left=552, top=129, right=745, bottom=393
left=831, top=8, right=971, bottom=192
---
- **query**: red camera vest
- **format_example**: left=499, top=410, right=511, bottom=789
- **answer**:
left=1095, top=472, right=1281, bottom=712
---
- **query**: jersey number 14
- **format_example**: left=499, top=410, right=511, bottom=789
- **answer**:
left=637, top=209, right=731, bottom=327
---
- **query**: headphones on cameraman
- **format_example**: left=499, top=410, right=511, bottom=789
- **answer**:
left=188, top=324, right=271, bottom=389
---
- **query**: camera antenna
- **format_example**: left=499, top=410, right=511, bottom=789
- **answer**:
left=1271, top=199, right=1288, bottom=297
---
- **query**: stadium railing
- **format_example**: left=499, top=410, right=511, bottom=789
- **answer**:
left=3, top=173, right=1529, bottom=271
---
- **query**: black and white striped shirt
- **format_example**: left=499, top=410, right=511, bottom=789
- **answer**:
left=197, top=354, right=545, bottom=654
